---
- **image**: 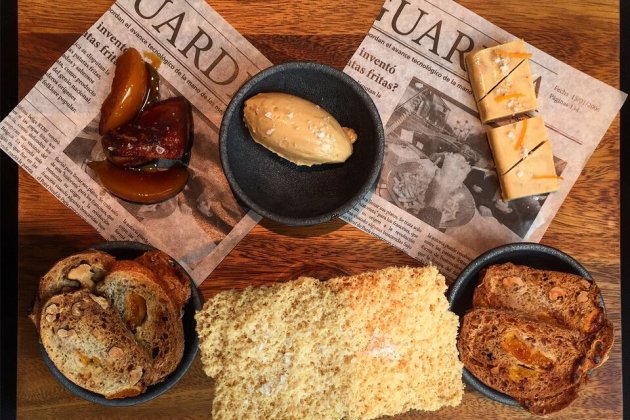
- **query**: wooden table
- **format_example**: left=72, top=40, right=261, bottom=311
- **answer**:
left=16, top=0, right=622, bottom=418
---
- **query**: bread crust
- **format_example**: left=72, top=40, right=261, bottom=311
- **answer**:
left=134, top=250, right=191, bottom=309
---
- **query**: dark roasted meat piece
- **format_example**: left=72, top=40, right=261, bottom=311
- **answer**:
left=103, top=97, right=193, bottom=168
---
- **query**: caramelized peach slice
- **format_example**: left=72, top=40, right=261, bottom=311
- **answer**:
left=102, top=97, right=192, bottom=168
left=99, top=48, right=149, bottom=134
left=508, top=365, right=537, bottom=382
left=501, top=332, right=553, bottom=369
left=88, top=161, right=188, bottom=204
left=125, top=292, right=147, bottom=331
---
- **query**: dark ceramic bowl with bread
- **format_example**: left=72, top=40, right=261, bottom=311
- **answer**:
left=220, top=61, right=384, bottom=226
left=448, top=243, right=612, bottom=413
left=36, top=241, right=202, bottom=406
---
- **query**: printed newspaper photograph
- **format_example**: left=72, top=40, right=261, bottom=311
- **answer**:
left=378, top=76, right=567, bottom=247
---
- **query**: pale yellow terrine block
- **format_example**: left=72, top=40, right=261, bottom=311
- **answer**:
left=477, top=60, right=538, bottom=123
left=466, top=39, right=530, bottom=102
left=499, top=141, right=560, bottom=201
left=487, top=116, right=547, bottom=175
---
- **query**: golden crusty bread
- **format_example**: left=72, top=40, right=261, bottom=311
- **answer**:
left=96, top=260, right=185, bottom=385
left=39, top=290, right=153, bottom=399
left=473, top=263, right=606, bottom=334
left=134, top=250, right=191, bottom=309
left=30, top=250, right=115, bottom=329
left=458, top=308, right=587, bottom=415
left=195, top=266, right=463, bottom=420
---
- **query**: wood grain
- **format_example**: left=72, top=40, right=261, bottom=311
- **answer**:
left=15, top=0, right=622, bottom=418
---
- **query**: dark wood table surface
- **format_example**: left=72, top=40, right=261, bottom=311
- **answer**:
left=15, top=0, right=622, bottom=418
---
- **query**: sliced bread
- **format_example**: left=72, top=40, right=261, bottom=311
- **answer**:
left=134, top=250, right=191, bottom=309
left=96, top=260, right=184, bottom=385
left=458, top=308, right=587, bottom=414
left=195, top=266, right=463, bottom=420
left=31, top=250, right=115, bottom=329
left=473, top=263, right=614, bottom=370
left=473, top=263, right=605, bottom=333
left=39, top=289, right=153, bottom=399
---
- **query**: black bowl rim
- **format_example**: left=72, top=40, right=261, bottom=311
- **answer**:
left=219, top=60, right=385, bottom=226
left=447, top=242, right=597, bottom=408
left=39, top=241, right=202, bottom=406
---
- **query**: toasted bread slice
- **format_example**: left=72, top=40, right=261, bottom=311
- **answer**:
left=39, top=290, right=153, bottom=399
left=96, top=261, right=184, bottom=385
left=521, top=385, right=580, bottom=416
left=473, top=263, right=606, bottom=334
left=134, top=250, right=190, bottom=309
left=458, top=308, right=587, bottom=413
left=31, top=250, right=115, bottom=329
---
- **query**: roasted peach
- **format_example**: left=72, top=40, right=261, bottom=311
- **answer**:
left=102, top=97, right=193, bottom=168
left=88, top=161, right=189, bottom=204
left=99, top=48, right=149, bottom=134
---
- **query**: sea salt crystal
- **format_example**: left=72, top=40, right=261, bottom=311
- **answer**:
left=520, top=146, right=529, bottom=158
left=367, top=344, right=399, bottom=359
left=155, top=145, right=165, bottom=155
left=266, top=128, right=275, bottom=135
left=264, top=112, right=273, bottom=118
left=259, top=381, right=273, bottom=396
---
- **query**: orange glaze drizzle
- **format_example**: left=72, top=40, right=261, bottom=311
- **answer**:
left=495, top=93, right=524, bottom=102
left=514, top=119, right=529, bottom=151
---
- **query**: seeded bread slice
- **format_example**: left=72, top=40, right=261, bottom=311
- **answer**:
left=473, top=263, right=606, bottom=334
left=96, top=260, right=185, bottom=385
left=473, top=263, right=614, bottom=370
left=39, top=290, right=153, bottom=399
left=458, top=308, right=587, bottom=414
left=134, top=250, right=191, bottom=309
left=30, top=250, right=115, bottom=329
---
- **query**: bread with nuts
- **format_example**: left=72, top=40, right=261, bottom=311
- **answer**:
left=473, top=263, right=606, bottom=334
left=458, top=308, right=588, bottom=415
left=96, top=260, right=185, bottom=385
left=30, top=250, right=115, bottom=329
left=39, top=289, right=153, bottom=399
left=472, top=263, right=613, bottom=369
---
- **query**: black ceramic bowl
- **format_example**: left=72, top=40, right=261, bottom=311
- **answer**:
left=220, top=61, right=385, bottom=226
left=39, top=241, right=202, bottom=406
left=448, top=242, right=600, bottom=407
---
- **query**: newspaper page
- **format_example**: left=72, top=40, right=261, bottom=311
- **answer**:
left=0, top=0, right=271, bottom=285
left=341, top=0, right=627, bottom=280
